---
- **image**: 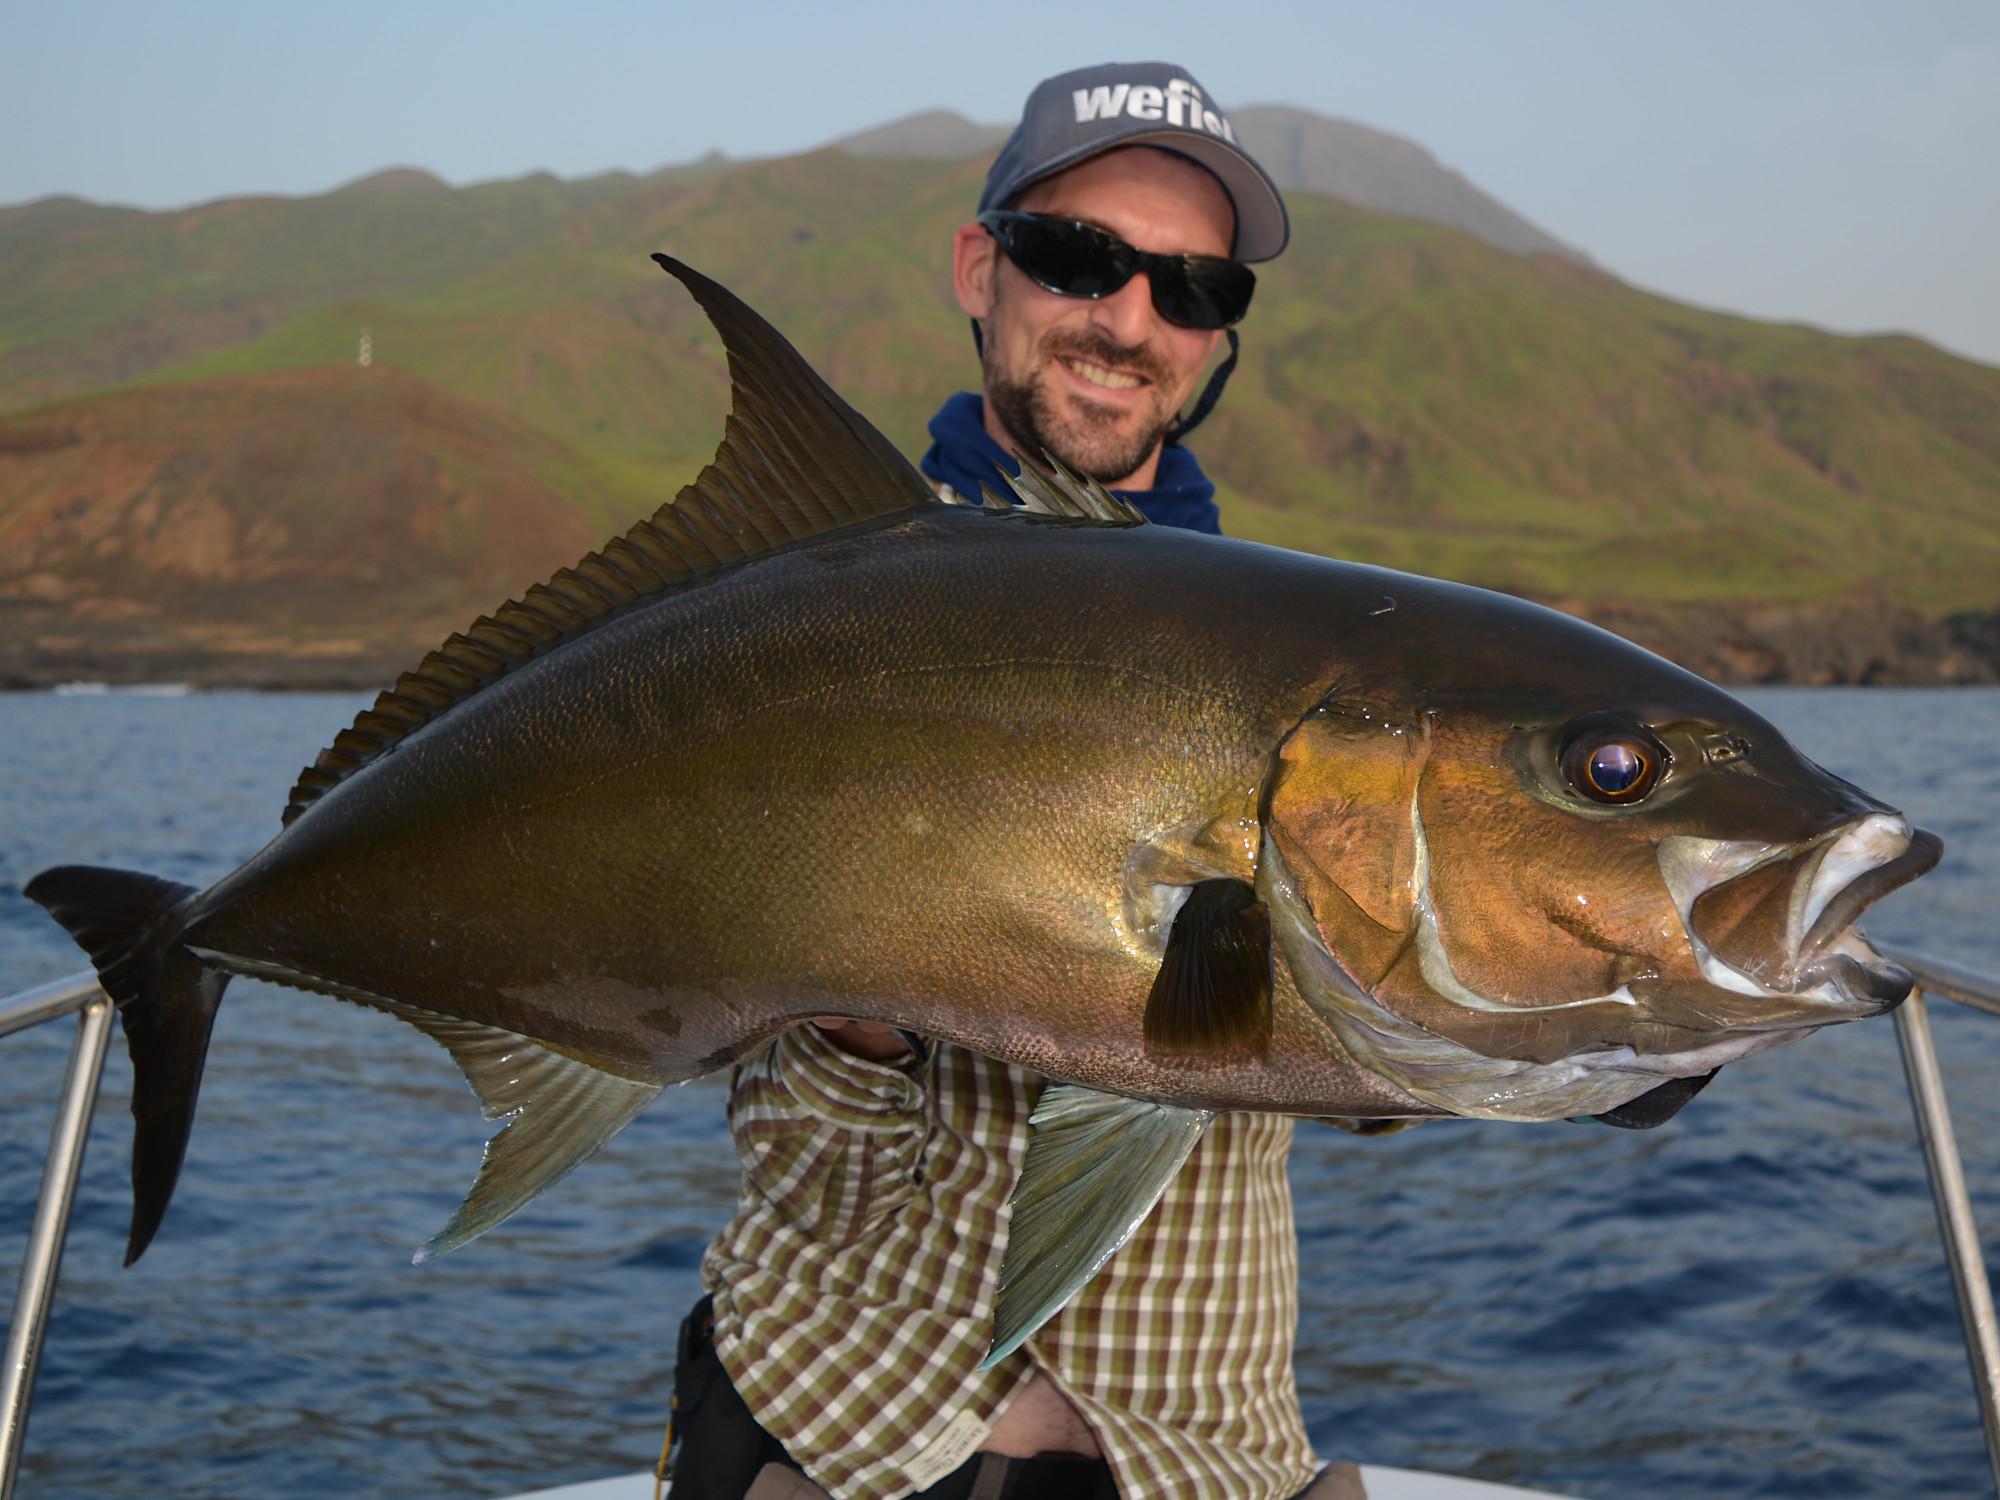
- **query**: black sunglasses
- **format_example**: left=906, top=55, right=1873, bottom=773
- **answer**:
left=977, top=210, right=1256, bottom=331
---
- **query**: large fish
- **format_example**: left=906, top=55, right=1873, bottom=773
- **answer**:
left=27, top=258, right=1940, bottom=1359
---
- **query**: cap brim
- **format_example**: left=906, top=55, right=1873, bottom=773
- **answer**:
left=1009, top=128, right=1290, bottom=264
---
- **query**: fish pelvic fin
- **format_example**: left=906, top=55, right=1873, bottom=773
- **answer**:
left=1586, top=1068, right=1719, bottom=1129
left=1143, top=878, right=1274, bottom=1055
left=24, top=865, right=227, bottom=1265
left=983, top=1085, right=1213, bottom=1369
left=186, top=949, right=661, bottom=1262
left=282, top=252, right=937, bottom=829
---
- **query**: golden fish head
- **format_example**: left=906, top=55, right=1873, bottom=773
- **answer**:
left=1261, top=611, right=1939, bottom=1123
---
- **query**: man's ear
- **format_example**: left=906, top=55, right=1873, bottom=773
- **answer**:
left=952, top=222, right=1000, bottom=320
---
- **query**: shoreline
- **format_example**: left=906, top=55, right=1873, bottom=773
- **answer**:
left=6, top=599, right=2000, bottom=693
left=1551, top=599, right=2000, bottom=687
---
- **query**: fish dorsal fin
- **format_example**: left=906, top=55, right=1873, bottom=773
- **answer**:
left=283, top=254, right=937, bottom=826
left=982, top=1084, right=1213, bottom=1368
left=985, top=450, right=1148, bottom=525
left=186, top=946, right=661, bottom=1259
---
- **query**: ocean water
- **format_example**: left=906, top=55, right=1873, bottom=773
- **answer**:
left=1, top=687, right=1996, bottom=1499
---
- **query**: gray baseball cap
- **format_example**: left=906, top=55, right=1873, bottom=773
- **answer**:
left=979, top=62, right=1289, bottom=263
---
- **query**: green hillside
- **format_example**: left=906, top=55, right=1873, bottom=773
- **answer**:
left=4, top=148, right=1997, bottom=617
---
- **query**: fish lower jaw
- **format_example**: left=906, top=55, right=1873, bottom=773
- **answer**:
left=1790, top=931, right=1914, bottom=1014
left=1699, top=926, right=1912, bottom=1017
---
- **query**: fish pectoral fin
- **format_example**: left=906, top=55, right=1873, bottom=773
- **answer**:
left=983, top=1085, right=1213, bottom=1369
left=1143, top=878, right=1274, bottom=1055
left=185, top=949, right=660, bottom=1261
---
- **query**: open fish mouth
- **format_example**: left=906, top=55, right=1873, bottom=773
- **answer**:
left=1662, top=813, right=1943, bottom=1014
left=1264, top=811, right=1941, bottom=1125
left=1261, top=837, right=1789, bottom=1123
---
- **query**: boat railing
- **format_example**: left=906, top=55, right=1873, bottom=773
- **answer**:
left=1877, top=945, right=2000, bottom=1494
left=3, top=955, right=1998, bottom=1500
left=0, top=972, right=113, bottom=1500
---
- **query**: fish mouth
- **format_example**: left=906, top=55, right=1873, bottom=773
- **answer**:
left=1797, top=827, right=1942, bottom=967
left=1263, top=809, right=1941, bottom=1126
left=1665, top=814, right=1942, bottom=1016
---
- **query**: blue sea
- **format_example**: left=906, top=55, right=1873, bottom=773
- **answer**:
left=2, top=687, right=1997, bottom=1498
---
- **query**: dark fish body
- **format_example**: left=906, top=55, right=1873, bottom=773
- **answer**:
left=28, top=260, right=1940, bottom=1334
left=185, top=510, right=1413, bottom=1109
left=177, top=519, right=1475, bottom=1100
left=180, top=507, right=1859, bottom=1114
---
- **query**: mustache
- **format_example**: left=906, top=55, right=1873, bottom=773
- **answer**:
left=1038, top=328, right=1174, bottom=388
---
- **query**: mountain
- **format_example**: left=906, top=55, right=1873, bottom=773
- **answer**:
left=2, top=137, right=1997, bottom=688
left=1229, top=107, right=1583, bottom=262
left=830, top=106, right=1583, bottom=262
left=831, top=110, right=1013, bottom=161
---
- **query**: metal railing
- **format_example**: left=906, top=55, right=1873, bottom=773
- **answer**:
left=2, top=955, right=1998, bottom=1495
left=1879, top=945, right=2000, bottom=1496
left=0, top=973, right=113, bottom=1500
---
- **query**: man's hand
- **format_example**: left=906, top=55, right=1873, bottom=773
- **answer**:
left=810, top=1018, right=912, bottom=1063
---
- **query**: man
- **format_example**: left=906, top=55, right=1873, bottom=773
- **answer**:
left=675, top=63, right=1364, bottom=1500
left=918, top=66, right=1279, bottom=527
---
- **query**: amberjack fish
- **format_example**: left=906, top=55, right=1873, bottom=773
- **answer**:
left=28, top=258, right=1940, bottom=1358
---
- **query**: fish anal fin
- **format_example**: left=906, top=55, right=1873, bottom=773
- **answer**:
left=1143, top=878, right=1274, bottom=1055
left=282, top=254, right=938, bottom=828
left=186, top=949, right=660, bottom=1258
left=983, top=1085, right=1212, bottom=1369
left=401, top=1009, right=661, bottom=1263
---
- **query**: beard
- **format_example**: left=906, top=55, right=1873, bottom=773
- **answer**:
left=984, top=319, right=1180, bottom=487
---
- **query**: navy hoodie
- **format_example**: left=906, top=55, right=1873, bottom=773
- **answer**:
left=918, top=391, right=1222, bottom=534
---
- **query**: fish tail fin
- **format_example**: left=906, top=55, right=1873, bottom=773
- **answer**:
left=24, top=865, right=229, bottom=1265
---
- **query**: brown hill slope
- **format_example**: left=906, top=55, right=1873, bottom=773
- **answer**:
left=0, top=366, right=605, bottom=686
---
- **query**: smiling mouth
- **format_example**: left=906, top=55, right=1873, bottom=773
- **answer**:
left=1059, top=354, right=1146, bottom=392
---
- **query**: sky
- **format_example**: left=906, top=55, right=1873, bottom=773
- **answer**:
left=4, top=1, right=1997, bottom=366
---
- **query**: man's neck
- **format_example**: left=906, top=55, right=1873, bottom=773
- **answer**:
left=979, top=397, right=1161, bottom=492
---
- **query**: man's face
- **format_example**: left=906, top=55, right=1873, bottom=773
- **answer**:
left=952, top=147, right=1235, bottom=488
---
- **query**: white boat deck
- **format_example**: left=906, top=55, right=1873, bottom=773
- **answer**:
left=506, top=1467, right=1586, bottom=1500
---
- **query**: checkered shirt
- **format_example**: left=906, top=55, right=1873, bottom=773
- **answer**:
left=701, top=1025, right=1318, bottom=1500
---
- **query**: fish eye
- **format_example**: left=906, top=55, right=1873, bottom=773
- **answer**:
left=1559, top=718, right=1667, bottom=806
